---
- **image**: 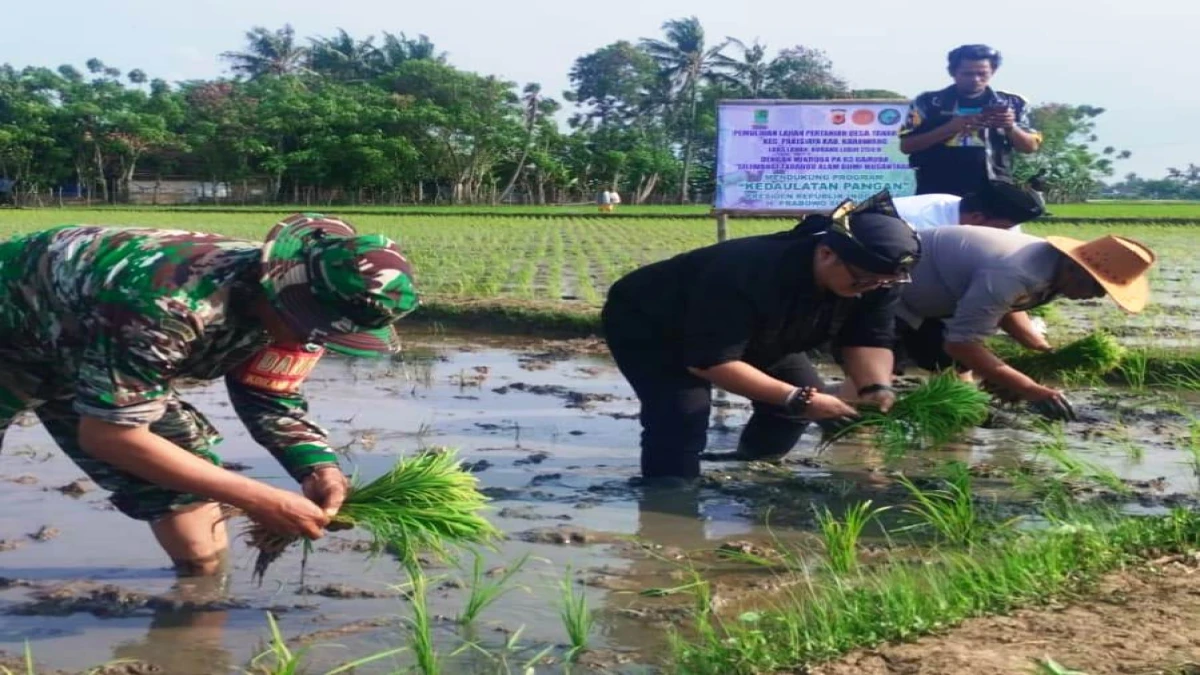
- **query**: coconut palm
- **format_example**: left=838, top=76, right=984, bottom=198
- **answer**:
left=727, top=38, right=770, bottom=97
left=373, top=32, right=448, bottom=74
left=639, top=17, right=737, bottom=202
left=220, top=25, right=311, bottom=79
left=309, top=28, right=376, bottom=82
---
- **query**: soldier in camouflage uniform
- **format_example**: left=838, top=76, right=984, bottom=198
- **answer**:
left=0, top=213, right=419, bottom=575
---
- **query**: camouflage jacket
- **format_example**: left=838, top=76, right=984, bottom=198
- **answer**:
left=0, top=225, right=339, bottom=480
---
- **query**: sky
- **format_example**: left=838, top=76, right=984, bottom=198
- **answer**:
left=6, top=0, right=1198, bottom=179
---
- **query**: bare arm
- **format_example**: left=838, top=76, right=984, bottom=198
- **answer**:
left=688, top=360, right=857, bottom=419
left=1007, top=126, right=1041, bottom=153
left=840, top=346, right=895, bottom=391
left=687, top=361, right=794, bottom=406
left=943, top=341, right=1057, bottom=401
left=77, top=416, right=330, bottom=538
left=998, top=311, right=1052, bottom=351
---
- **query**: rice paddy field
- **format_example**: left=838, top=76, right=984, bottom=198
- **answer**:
left=3, top=204, right=1200, bottom=674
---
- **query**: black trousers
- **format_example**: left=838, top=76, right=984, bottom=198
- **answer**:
left=605, top=337, right=826, bottom=479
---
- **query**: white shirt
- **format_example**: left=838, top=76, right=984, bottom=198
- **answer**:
left=893, top=194, right=1022, bottom=234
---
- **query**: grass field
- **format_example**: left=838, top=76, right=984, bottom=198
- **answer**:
left=13, top=199, right=1200, bottom=221
left=0, top=208, right=1196, bottom=338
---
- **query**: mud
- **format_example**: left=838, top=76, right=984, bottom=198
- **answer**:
left=814, top=559, right=1200, bottom=675
left=6, top=582, right=253, bottom=617
left=491, top=381, right=619, bottom=409
left=54, top=479, right=94, bottom=496
left=1, top=331, right=1198, bottom=674
left=298, top=584, right=400, bottom=599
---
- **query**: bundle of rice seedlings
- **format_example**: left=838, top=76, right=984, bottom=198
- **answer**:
left=819, top=372, right=991, bottom=457
left=1005, top=332, right=1125, bottom=382
left=245, top=447, right=499, bottom=581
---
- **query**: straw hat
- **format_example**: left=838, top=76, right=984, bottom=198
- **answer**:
left=1045, top=235, right=1156, bottom=313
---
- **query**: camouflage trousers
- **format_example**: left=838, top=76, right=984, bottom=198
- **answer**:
left=0, top=385, right=224, bottom=522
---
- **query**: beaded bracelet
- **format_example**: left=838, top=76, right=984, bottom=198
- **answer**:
left=784, top=386, right=819, bottom=414
left=858, top=383, right=894, bottom=397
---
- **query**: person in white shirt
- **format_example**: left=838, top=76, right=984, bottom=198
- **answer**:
left=894, top=179, right=1046, bottom=232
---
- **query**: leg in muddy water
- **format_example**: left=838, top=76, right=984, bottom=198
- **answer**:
left=734, top=353, right=822, bottom=461
left=605, top=340, right=711, bottom=480
left=35, top=396, right=232, bottom=575
left=151, top=503, right=230, bottom=576
left=111, top=574, right=234, bottom=675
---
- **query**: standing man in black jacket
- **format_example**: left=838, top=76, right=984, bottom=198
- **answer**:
left=601, top=192, right=921, bottom=482
left=899, top=44, right=1042, bottom=196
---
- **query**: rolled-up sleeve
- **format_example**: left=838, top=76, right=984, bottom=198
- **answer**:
left=835, top=287, right=901, bottom=349
left=226, top=345, right=339, bottom=481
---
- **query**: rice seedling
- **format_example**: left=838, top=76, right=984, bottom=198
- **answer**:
left=895, top=461, right=1005, bottom=547
left=670, top=507, right=1200, bottom=674
left=819, top=372, right=990, bottom=457
left=244, top=447, right=500, bottom=582
left=1032, top=422, right=1131, bottom=496
left=244, top=612, right=406, bottom=675
left=1034, top=657, right=1088, bottom=675
left=404, top=562, right=440, bottom=675
left=815, top=500, right=889, bottom=574
left=558, top=567, right=594, bottom=662
left=1006, top=332, right=1126, bottom=382
left=455, top=550, right=530, bottom=628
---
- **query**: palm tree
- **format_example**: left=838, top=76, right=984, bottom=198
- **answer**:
left=499, top=83, right=560, bottom=202
left=372, top=32, right=447, bottom=74
left=220, top=25, right=311, bottom=79
left=639, top=17, right=737, bottom=202
left=727, top=38, right=769, bottom=97
left=309, top=28, right=376, bottom=82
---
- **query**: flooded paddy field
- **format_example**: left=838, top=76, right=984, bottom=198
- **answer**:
left=3, top=328, right=1200, bottom=674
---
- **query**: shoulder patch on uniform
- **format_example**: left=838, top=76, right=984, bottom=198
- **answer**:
left=233, top=344, right=325, bottom=394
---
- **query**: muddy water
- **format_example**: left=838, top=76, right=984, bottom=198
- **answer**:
left=0, top=330, right=1196, bottom=674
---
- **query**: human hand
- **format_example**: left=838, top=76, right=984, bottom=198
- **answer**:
left=799, top=392, right=860, bottom=421
left=857, top=386, right=896, bottom=413
left=984, top=107, right=1015, bottom=129
left=1024, top=384, right=1077, bottom=421
left=246, top=487, right=331, bottom=540
left=303, top=466, right=351, bottom=531
left=946, top=114, right=981, bottom=133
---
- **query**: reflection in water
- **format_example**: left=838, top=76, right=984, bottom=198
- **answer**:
left=109, top=571, right=236, bottom=675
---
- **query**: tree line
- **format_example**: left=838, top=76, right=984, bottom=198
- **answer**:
left=0, top=18, right=1140, bottom=206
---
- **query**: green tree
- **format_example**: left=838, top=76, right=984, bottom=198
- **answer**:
left=1014, top=103, right=1131, bottom=202
left=309, top=28, right=377, bottom=82
left=221, top=25, right=311, bottom=79
left=640, top=16, right=737, bottom=202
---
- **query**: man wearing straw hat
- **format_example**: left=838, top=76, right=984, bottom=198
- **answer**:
left=840, top=226, right=1156, bottom=420
left=0, top=213, right=418, bottom=575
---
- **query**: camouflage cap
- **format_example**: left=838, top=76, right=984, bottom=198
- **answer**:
left=260, top=213, right=419, bottom=357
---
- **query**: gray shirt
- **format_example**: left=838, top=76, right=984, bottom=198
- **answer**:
left=897, top=226, right=1063, bottom=343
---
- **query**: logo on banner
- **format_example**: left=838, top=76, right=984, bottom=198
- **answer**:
left=830, top=109, right=847, bottom=125
left=878, top=108, right=902, bottom=125
left=851, top=109, right=876, bottom=125
left=753, top=109, right=769, bottom=127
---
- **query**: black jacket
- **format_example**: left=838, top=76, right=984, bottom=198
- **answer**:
left=601, top=230, right=899, bottom=370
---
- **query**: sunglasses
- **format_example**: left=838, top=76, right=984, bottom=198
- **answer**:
left=841, top=259, right=910, bottom=289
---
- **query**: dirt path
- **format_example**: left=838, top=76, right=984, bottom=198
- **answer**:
left=813, top=559, right=1200, bottom=675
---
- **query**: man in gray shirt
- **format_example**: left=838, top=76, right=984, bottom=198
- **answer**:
left=840, top=224, right=1156, bottom=415
left=878, top=226, right=1156, bottom=418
